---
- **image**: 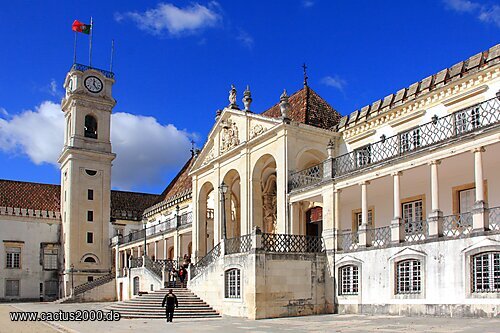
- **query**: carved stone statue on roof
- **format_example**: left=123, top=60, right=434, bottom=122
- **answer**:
left=228, top=85, right=239, bottom=109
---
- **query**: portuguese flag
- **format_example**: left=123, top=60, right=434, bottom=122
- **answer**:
left=72, top=20, right=91, bottom=34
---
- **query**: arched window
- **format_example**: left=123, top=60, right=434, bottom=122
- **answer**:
left=472, top=252, right=500, bottom=293
left=339, top=265, right=359, bottom=295
left=396, top=259, right=421, bottom=294
left=224, top=268, right=241, bottom=299
left=84, top=115, right=98, bottom=139
left=84, top=257, right=96, bottom=263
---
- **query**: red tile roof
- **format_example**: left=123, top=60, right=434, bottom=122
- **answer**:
left=261, top=86, right=341, bottom=129
left=0, top=179, right=61, bottom=211
left=0, top=179, right=159, bottom=220
left=157, top=156, right=194, bottom=204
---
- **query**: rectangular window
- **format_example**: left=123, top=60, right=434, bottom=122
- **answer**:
left=87, top=232, right=93, bottom=244
left=44, top=280, right=58, bottom=297
left=355, top=145, right=371, bottom=167
left=455, top=107, right=481, bottom=134
left=354, top=210, right=373, bottom=230
left=43, top=248, right=58, bottom=270
left=339, top=265, right=359, bottom=295
left=396, top=259, right=421, bottom=294
left=224, top=269, right=241, bottom=298
left=402, top=200, right=424, bottom=235
left=459, top=188, right=475, bottom=214
left=6, top=247, right=21, bottom=268
left=400, top=128, right=421, bottom=153
left=87, top=189, right=94, bottom=200
left=87, top=276, right=94, bottom=282
left=87, top=210, right=93, bottom=222
left=5, top=280, right=20, bottom=297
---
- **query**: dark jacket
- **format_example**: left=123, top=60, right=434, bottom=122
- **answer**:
left=162, top=293, right=179, bottom=309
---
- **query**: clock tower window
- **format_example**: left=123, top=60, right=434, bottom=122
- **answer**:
left=84, top=115, right=98, bottom=139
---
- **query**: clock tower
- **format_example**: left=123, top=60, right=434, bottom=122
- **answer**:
left=59, top=64, right=116, bottom=296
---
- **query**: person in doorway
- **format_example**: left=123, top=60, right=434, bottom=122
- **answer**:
left=170, top=268, right=178, bottom=287
left=161, top=289, right=178, bottom=322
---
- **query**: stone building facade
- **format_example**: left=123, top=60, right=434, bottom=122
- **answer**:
left=1, top=43, right=499, bottom=318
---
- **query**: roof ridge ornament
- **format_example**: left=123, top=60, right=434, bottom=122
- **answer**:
left=242, top=85, right=252, bottom=112
left=302, top=63, right=308, bottom=87
left=280, top=89, right=290, bottom=123
left=228, top=84, right=239, bottom=109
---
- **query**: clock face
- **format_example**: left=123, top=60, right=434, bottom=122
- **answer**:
left=84, top=76, right=103, bottom=93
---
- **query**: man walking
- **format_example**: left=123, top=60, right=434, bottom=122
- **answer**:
left=161, top=289, right=179, bottom=322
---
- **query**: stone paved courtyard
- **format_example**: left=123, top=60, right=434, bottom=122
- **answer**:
left=1, top=302, right=499, bottom=333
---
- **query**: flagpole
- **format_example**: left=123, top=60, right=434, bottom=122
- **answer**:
left=73, top=32, right=77, bottom=64
left=89, top=17, right=93, bottom=67
left=110, top=39, right=114, bottom=72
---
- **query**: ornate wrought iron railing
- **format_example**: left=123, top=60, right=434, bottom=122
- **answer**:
left=130, top=257, right=143, bottom=268
left=71, top=63, right=115, bottom=78
left=225, top=234, right=252, bottom=255
left=118, top=212, right=192, bottom=246
left=143, top=256, right=163, bottom=279
left=260, top=233, right=324, bottom=253
left=488, top=206, right=500, bottom=231
left=191, top=243, right=222, bottom=278
left=368, top=226, right=391, bottom=248
left=155, top=259, right=178, bottom=272
left=289, top=97, right=500, bottom=191
left=442, top=212, right=473, bottom=238
left=289, top=163, right=323, bottom=191
left=338, top=231, right=359, bottom=251
left=404, top=220, right=429, bottom=243
left=74, top=273, right=114, bottom=296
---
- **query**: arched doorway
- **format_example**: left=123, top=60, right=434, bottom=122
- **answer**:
left=306, top=206, right=323, bottom=237
left=198, top=182, right=215, bottom=257
left=252, top=154, right=277, bottom=233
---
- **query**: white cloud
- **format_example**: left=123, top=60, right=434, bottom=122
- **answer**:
left=236, top=30, right=254, bottom=49
left=116, top=2, right=222, bottom=36
left=443, top=0, right=500, bottom=27
left=321, top=75, right=347, bottom=92
left=0, top=101, right=193, bottom=190
left=49, top=79, right=59, bottom=96
left=0, top=107, right=8, bottom=117
left=302, top=0, right=315, bottom=8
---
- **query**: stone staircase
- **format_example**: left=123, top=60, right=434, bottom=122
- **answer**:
left=107, top=286, right=221, bottom=319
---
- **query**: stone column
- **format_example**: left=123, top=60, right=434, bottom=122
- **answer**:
left=322, top=185, right=335, bottom=251
left=114, top=245, right=119, bottom=276
left=163, top=237, right=167, bottom=259
left=137, top=246, right=141, bottom=257
left=174, top=232, right=180, bottom=262
left=428, top=161, right=443, bottom=238
left=358, top=181, right=371, bottom=247
left=391, top=172, right=404, bottom=243
left=472, top=147, right=488, bottom=231
left=334, top=189, right=341, bottom=250
left=154, top=241, right=158, bottom=261
left=290, top=202, right=301, bottom=235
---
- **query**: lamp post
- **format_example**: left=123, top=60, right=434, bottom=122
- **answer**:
left=143, top=218, right=147, bottom=260
left=176, top=205, right=180, bottom=266
left=219, top=181, right=228, bottom=240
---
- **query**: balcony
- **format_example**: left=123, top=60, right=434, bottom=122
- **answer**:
left=71, top=63, right=115, bottom=79
left=289, top=97, right=500, bottom=192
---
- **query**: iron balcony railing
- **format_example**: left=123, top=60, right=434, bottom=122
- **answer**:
left=260, top=233, right=324, bottom=253
left=225, top=234, right=252, bottom=255
left=118, top=212, right=193, bottom=246
left=442, top=212, right=473, bottom=238
left=488, top=206, right=500, bottom=231
left=289, top=97, right=500, bottom=191
left=191, top=242, right=222, bottom=278
left=71, top=63, right=115, bottom=79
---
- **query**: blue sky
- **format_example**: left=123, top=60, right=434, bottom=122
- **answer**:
left=0, top=0, right=498, bottom=194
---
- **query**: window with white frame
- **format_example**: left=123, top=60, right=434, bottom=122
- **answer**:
left=459, top=188, right=475, bottom=214
left=355, top=210, right=373, bottom=230
left=472, top=252, right=500, bottom=293
left=5, top=279, right=20, bottom=297
left=339, top=265, right=359, bottom=295
left=396, top=259, right=421, bottom=294
left=355, top=145, right=371, bottom=167
left=6, top=247, right=21, bottom=268
left=402, top=200, right=423, bottom=234
left=43, top=247, right=58, bottom=270
left=455, top=107, right=480, bottom=134
left=224, top=268, right=241, bottom=299
left=400, top=128, right=421, bottom=153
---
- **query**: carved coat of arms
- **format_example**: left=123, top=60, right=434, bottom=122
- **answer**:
left=220, top=118, right=239, bottom=153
